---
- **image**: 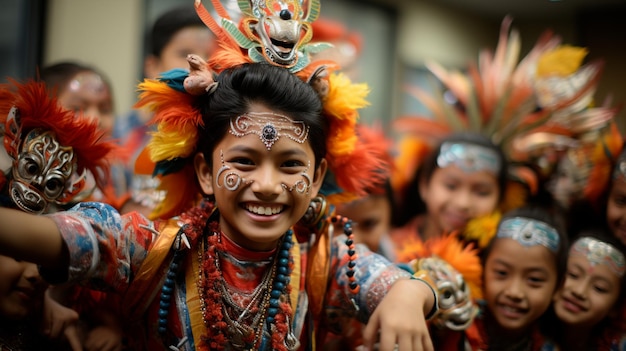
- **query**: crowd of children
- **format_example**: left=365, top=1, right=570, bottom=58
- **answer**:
left=1, top=1, right=626, bottom=350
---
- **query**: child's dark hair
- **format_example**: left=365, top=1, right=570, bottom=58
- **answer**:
left=482, top=204, right=569, bottom=286
left=197, top=63, right=326, bottom=168
left=39, top=61, right=110, bottom=94
left=148, top=5, right=207, bottom=58
left=393, top=131, right=508, bottom=227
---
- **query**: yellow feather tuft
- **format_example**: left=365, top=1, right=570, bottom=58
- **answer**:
left=500, top=181, right=529, bottom=213
left=148, top=122, right=199, bottom=162
left=536, top=45, right=588, bottom=78
left=323, top=73, right=370, bottom=117
left=463, top=211, right=502, bottom=249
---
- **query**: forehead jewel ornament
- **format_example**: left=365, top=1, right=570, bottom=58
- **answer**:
left=572, top=237, right=626, bottom=277
left=229, top=111, right=309, bottom=150
left=497, top=217, right=560, bottom=253
left=437, top=142, right=501, bottom=174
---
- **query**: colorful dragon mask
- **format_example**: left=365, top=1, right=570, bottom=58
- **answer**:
left=195, top=0, right=331, bottom=73
left=0, top=80, right=115, bottom=214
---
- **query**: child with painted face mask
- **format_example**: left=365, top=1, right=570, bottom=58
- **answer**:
left=0, top=62, right=438, bottom=351
left=552, top=229, right=626, bottom=350
left=392, top=132, right=507, bottom=247
left=464, top=205, right=569, bottom=350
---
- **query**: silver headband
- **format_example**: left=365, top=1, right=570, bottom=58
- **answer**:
left=571, top=237, right=626, bottom=277
left=497, top=217, right=560, bottom=253
left=437, top=142, right=501, bottom=174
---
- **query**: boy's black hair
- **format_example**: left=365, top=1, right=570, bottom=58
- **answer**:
left=197, top=63, right=325, bottom=169
left=149, top=5, right=206, bottom=58
left=39, top=61, right=109, bottom=95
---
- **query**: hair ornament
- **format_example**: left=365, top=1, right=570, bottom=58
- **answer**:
left=229, top=112, right=309, bottom=150
left=497, top=217, right=559, bottom=253
left=572, top=237, right=626, bottom=277
left=194, top=0, right=327, bottom=73
left=134, top=65, right=204, bottom=219
left=437, top=142, right=501, bottom=175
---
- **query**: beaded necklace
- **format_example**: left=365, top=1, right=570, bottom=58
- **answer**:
left=156, top=198, right=360, bottom=350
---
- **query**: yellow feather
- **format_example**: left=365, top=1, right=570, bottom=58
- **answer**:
left=148, top=122, right=198, bottom=162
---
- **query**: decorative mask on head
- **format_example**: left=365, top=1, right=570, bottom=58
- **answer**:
left=437, top=142, right=501, bottom=175
left=0, top=80, right=115, bottom=214
left=413, top=256, right=476, bottom=331
left=571, top=237, right=626, bottom=277
left=497, top=217, right=560, bottom=253
left=195, top=0, right=328, bottom=72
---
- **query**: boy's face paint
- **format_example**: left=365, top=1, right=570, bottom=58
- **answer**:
left=419, top=164, right=499, bottom=237
left=607, top=178, right=626, bottom=245
left=0, top=255, right=47, bottom=320
left=196, top=104, right=326, bottom=251
left=484, top=238, right=558, bottom=335
left=553, top=241, right=621, bottom=328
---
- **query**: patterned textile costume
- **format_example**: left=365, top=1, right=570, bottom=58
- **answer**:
left=37, top=1, right=438, bottom=350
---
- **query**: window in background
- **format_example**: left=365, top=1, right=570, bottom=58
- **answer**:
left=0, top=0, right=46, bottom=82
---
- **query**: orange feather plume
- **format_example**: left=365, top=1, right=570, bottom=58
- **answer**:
left=397, top=233, right=483, bottom=299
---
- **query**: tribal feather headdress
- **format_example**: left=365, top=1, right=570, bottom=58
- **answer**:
left=0, top=80, right=115, bottom=214
left=134, top=0, right=386, bottom=219
left=392, top=16, right=617, bottom=204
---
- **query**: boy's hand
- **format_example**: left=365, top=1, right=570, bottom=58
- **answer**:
left=42, top=289, right=83, bottom=351
left=84, top=326, right=124, bottom=351
left=362, top=278, right=435, bottom=351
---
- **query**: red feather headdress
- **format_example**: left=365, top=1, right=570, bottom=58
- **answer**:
left=0, top=80, right=115, bottom=193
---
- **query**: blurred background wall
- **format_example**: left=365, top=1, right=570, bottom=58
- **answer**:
left=1, top=0, right=624, bottom=132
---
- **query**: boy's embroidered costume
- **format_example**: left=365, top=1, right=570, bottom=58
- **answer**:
left=37, top=1, right=438, bottom=350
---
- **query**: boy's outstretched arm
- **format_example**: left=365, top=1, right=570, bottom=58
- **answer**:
left=362, top=278, right=436, bottom=351
left=0, top=207, right=66, bottom=270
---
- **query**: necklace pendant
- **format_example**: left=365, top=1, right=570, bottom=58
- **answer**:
left=228, top=321, right=254, bottom=349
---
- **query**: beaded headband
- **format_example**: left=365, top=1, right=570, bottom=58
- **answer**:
left=497, top=217, right=560, bottom=253
left=437, top=142, right=501, bottom=175
left=571, top=237, right=626, bottom=277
